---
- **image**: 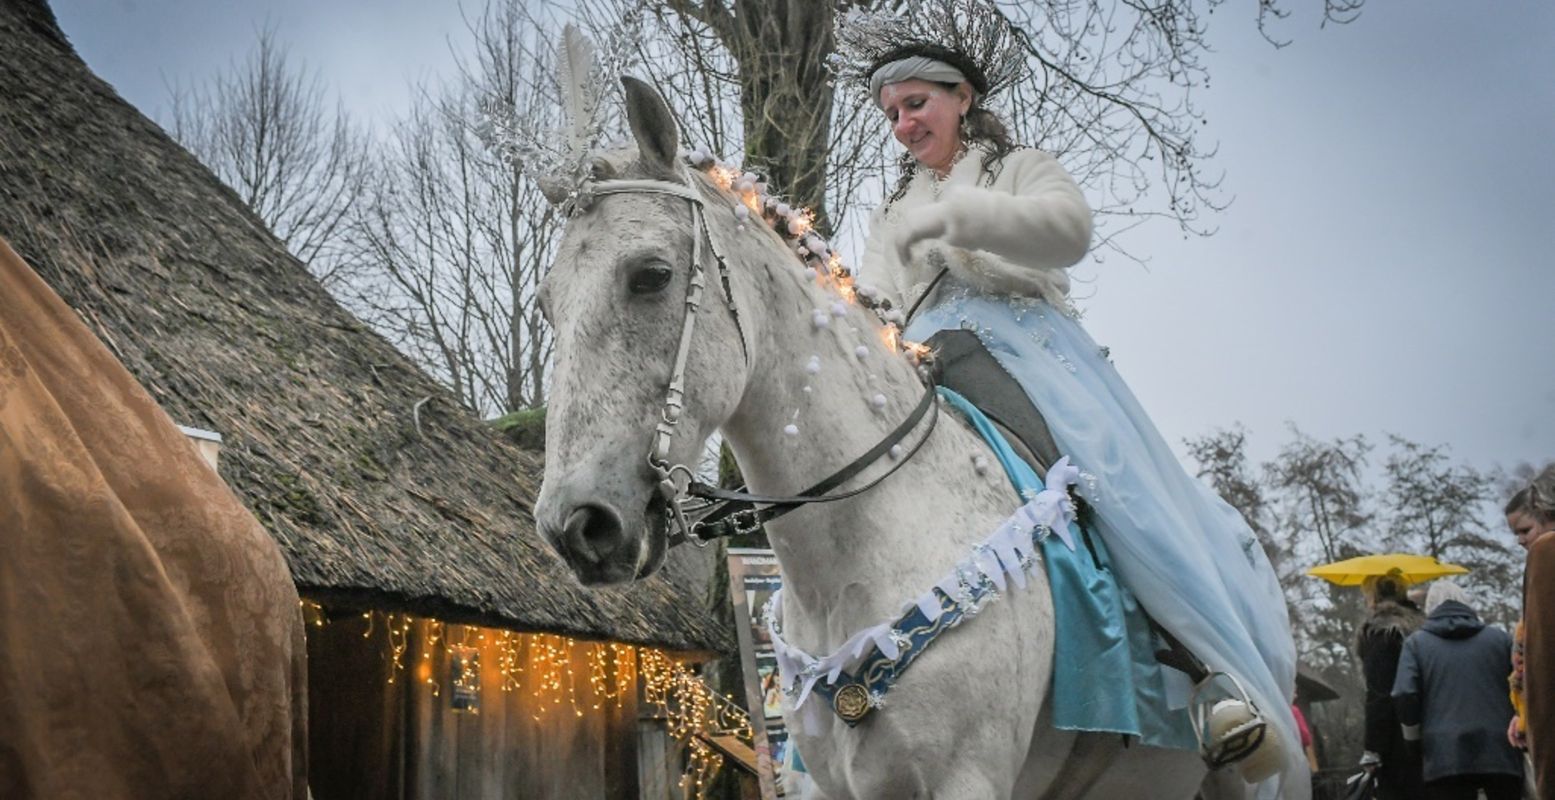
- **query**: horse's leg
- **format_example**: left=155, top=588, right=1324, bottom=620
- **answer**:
left=1071, top=745, right=1207, bottom=799
left=1013, top=690, right=1210, bottom=800
left=1017, top=729, right=1118, bottom=800
left=1197, top=767, right=1255, bottom=800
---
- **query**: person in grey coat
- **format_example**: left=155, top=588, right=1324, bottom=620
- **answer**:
left=1392, top=580, right=1524, bottom=800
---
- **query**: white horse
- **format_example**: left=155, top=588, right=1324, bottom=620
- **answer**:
left=535, top=76, right=1229, bottom=799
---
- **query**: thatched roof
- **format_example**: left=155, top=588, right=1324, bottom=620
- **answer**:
left=0, top=0, right=731, bottom=656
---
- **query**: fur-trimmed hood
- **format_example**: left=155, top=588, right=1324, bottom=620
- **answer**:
left=1358, top=600, right=1425, bottom=650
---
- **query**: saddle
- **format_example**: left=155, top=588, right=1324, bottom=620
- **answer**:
left=923, top=328, right=1062, bottom=473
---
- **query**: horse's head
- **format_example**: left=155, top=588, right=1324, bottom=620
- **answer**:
left=535, top=77, right=758, bottom=585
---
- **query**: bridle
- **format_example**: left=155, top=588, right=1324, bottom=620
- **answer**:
left=575, top=167, right=940, bottom=550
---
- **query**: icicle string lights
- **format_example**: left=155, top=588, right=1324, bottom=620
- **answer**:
left=299, top=601, right=750, bottom=800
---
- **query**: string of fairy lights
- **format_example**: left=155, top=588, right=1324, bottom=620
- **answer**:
left=300, top=600, right=752, bottom=799
left=691, top=153, right=933, bottom=365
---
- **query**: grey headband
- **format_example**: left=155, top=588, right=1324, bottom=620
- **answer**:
left=869, top=56, right=970, bottom=107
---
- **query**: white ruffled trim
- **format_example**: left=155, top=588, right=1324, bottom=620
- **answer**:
left=766, top=457, right=1081, bottom=735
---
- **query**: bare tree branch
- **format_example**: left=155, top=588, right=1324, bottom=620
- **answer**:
left=165, top=25, right=372, bottom=289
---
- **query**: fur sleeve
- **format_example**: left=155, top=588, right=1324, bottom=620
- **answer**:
left=936, top=149, right=1093, bottom=274
left=860, top=205, right=907, bottom=310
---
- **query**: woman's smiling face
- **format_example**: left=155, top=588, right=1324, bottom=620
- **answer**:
left=879, top=79, right=973, bottom=176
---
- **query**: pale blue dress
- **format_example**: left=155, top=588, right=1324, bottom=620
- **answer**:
left=905, top=277, right=1301, bottom=787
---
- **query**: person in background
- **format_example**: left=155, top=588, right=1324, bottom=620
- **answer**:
left=1392, top=580, right=1522, bottom=800
left=1523, top=465, right=1555, bottom=797
left=1291, top=696, right=1318, bottom=773
left=1506, top=488, right=1534, bottom=751
left=1356, top=572, right=1424, bottom=799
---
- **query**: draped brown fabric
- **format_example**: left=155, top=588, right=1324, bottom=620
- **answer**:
left=0, top=238, right=307, bottom=799
left=1526, top=531, right=1555, bottom=799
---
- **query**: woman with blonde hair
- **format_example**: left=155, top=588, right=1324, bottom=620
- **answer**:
left=1356, top=572, right=1424, bottom=799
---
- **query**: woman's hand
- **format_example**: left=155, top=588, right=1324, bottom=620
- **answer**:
left=1509, top=716, right=1527, bottom=750
left=893, top=203, right=950, bottom=267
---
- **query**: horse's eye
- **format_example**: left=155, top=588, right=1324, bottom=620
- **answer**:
left=628, top=261, right=674, bottom=295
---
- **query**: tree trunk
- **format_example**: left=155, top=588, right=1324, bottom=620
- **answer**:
left=682, top=0, right=839, bottom=234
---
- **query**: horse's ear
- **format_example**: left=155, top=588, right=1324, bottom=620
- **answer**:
left=622, top=76, right=679, bottom=172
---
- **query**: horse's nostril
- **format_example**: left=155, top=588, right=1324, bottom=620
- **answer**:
left=563, top=503, right=627, bottom=562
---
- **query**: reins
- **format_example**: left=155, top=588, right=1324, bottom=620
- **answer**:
left=671, top=380, right=939, bottom=545
left=576, top=168, right=940, bottom=550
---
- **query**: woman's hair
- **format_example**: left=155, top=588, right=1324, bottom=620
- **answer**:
left=885, top=84, right=1018, bottom=205
left=1424, top=580, right=1469, bottom=614
left=1507, top=486, right=1532, bottom=516
left=1529, top=464, right=1555, bottom=525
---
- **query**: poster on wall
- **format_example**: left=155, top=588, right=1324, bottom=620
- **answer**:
left=727, top=548, right=787, bottom=799
left=755, top=649, right=784, bottom=720
left=767, top=722, right=790, bottom=790
left=448, top=644, right=480, bottom=713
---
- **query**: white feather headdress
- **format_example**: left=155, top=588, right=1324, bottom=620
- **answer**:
left=478, top=17, right=641, bottom=211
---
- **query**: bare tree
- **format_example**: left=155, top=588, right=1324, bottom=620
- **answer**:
left=166, top=25, right=371, bottom=289
left=572, top=0, right=1365, bottom=261
left=342, top=9, right=558, bottom=415
left=1266, top=427, right=1374, bottom=566
left=1379, top=435, right=1521, bottom=626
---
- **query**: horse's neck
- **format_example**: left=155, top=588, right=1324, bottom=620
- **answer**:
left=721, top=264, right=1009, bottom=644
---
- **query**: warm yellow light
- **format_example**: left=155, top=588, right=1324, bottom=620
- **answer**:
left=789, top=208, right=814, bottom=237
left=707, top=164, right=738, bottom=190
left=306, top=606, right=748, bottom=799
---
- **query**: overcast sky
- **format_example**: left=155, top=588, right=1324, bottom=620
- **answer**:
left=51, top=0, right=1554, bottom=483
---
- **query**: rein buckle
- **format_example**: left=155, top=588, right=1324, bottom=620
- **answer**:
left=730, top=509, right=762, bottom=536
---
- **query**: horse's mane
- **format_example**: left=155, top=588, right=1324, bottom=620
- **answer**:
left=587, top=147, right=908, bottom=356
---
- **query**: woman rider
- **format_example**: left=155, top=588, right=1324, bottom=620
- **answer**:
left=834, top=3, right=1305, bottom=794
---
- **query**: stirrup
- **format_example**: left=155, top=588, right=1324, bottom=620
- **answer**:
left=1189, top=672, right=1280, bottom=782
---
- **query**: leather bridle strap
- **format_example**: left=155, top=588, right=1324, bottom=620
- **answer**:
left=673, top=380, right=939, bottom=544
left=588, top=176, right=748, bottom=471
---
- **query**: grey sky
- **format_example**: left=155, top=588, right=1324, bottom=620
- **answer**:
left=51, top=0, right=1554, bottom=477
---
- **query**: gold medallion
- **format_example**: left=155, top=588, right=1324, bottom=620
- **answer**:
left=833, top=683, right=872, bottom=722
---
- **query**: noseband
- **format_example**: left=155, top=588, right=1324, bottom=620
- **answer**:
left=576, top=169, right=938, bottom=550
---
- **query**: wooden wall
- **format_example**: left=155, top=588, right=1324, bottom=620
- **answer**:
left=307, top=613, right=688, bottom=799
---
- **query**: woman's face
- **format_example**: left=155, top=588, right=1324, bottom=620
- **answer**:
left=879, top=79, right=973, bottom=176
left=1509, top=509, right=1541, bottom=551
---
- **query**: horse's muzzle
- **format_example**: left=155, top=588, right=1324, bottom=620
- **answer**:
left=549, top=502, right=639, bottom=585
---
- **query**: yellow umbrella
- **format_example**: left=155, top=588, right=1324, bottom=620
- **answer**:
left=1306, top=553, right=1469, bottom=587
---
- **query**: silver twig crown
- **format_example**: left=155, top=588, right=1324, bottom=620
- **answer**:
left=831, top=0, right=1029, bottom=101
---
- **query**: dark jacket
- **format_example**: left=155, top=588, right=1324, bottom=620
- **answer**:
left=1357, top=600, right=1424, bottom=798
left=1392, top=600, right=1522, bottom=782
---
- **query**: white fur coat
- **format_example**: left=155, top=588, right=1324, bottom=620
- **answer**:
left=861, top=144, right=1093, bottom=314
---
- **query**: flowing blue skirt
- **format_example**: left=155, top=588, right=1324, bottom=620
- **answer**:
left=907, top=286, right=1300, bottom=781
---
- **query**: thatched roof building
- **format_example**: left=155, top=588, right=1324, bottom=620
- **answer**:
left=0, top=0, right=730, bottom=657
